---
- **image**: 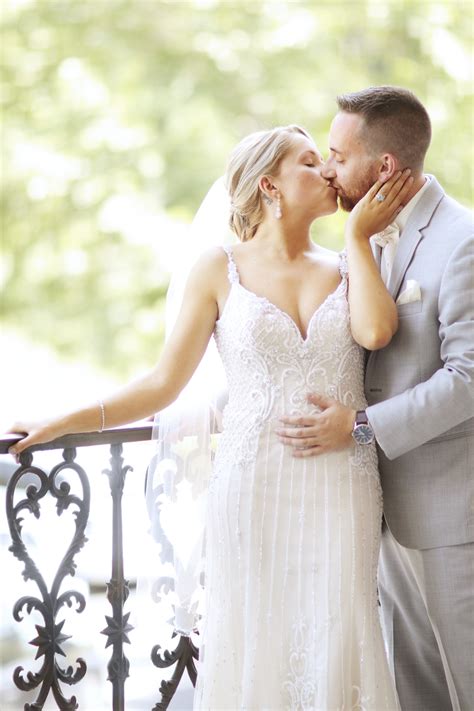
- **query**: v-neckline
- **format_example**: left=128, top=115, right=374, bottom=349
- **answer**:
left=217, top=246, right=347, bottom=343
left=231, top=279, right=346, bottom=344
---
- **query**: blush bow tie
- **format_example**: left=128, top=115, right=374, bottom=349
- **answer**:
left=372, top=223, right=400, bottom=249
left=371, top=224, right=400, bottom=283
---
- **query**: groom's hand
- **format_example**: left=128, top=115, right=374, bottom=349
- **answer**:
left=276, top=393, right=356, bottom=457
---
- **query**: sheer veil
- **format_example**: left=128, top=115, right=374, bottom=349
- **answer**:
left=144, top=177, right=234, bottom=638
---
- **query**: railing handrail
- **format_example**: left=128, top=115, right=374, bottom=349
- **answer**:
left=0, top=421, right=154, bottom=454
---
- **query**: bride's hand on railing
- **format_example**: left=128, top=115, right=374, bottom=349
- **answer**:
left=7, top=416, right=68, bottom=458
left=6, top=406, right=97, bottom=458
left=346, top=168, right=413, bottom=240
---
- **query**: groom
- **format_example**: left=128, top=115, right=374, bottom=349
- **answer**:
left=278, top=86, right=473, bottom=710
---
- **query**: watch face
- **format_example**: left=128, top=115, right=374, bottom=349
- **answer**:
left=353, top=424, right=375, bottom=445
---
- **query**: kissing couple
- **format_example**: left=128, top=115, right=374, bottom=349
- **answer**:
left=10, top=86, right=473, bottom=710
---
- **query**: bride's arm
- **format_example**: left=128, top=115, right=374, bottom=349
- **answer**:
left=8, top=249, right=225, bottom=455
left=344, top=169, right=413, bottom=350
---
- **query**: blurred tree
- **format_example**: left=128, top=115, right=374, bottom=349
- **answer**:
left=1, top=0, right=472, bottom=378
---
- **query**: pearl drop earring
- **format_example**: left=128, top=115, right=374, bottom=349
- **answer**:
left=275, top=192, right=282, bottom=219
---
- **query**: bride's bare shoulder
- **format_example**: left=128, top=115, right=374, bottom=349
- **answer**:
left=193, top=246, right=231, bottom=272
left=188, top=246, right=232, bottom=288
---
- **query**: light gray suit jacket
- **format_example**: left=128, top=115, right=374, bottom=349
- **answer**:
left=366, top=176, right=474, bottom=550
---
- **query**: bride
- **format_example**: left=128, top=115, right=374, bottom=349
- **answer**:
left=9, top=125, right=411, bottom=709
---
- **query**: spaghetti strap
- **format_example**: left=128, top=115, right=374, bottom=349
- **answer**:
left=222, top=245, right=240, bottom=284
left=338, top=249, right=349, bottom=280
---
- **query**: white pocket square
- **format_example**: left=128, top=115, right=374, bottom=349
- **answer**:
left=396, top=279, right=421, bottom=305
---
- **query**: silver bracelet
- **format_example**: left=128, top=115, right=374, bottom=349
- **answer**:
left=98, top=400, right=105, bottom=433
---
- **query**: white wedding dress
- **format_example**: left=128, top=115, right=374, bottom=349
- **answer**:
left=193, top=247, right=399, bottom=710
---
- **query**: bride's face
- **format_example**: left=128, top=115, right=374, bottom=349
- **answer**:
left=275, top=134, right=338, bottom=218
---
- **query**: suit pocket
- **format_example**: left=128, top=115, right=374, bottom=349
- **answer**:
left=396, top=300, right=423, bottom=317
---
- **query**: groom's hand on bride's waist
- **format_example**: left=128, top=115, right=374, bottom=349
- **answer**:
left=275, top=393, right=356, bottom=457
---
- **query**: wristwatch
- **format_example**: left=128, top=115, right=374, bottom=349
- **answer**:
left=352, top=410, right=375, bottom=445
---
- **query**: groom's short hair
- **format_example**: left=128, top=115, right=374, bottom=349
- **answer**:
left=336, top=86, right=431, bottom=172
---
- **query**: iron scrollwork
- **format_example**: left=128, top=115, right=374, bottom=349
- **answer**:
left=151, top=632, right=199, bottom=711
left=6, top=447, right=90, bottom=710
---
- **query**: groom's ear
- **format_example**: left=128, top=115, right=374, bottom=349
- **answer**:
left=378, top=154, right=399, bottom=183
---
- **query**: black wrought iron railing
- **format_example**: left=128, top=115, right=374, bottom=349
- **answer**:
left=1, top=425, right=198, bottom=711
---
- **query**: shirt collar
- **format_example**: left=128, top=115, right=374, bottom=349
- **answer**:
left=394, top=175, right=431, bottom=234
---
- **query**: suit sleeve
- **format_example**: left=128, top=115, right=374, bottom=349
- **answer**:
left=366, top=233, right=474, bottom=460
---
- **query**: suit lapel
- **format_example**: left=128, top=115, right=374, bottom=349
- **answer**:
left=387, top=226, right=423, bottom=298
left=387, top=176, right=445, bottom=299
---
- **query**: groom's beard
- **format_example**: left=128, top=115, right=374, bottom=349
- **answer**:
left=334, top=166, right=378, bottom=212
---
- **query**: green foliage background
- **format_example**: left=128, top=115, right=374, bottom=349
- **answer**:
left=2, top=0, right=473, bottom=379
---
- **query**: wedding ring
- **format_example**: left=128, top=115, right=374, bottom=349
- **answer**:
left=376, top=193, right=386, bottom=202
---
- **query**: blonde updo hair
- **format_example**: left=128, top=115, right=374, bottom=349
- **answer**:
left=225, top=125, right=310, bottom=242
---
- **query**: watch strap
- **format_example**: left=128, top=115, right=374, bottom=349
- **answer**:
left=355, top=410, right=369, bottom=426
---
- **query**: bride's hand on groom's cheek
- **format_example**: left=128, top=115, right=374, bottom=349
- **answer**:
left=275, top=393, right=355, bottom=457
left=346, top=169, right=414, bottom=240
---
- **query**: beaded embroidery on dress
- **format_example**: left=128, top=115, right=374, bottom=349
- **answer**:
left=193, top=247, right=399, bottom=710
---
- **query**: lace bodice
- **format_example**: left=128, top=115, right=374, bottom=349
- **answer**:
left=214, top=247, right=367, bottom=446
